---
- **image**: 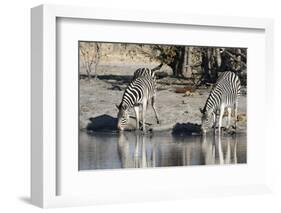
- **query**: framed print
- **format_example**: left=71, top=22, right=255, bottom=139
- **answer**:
left=31, top=4, right=274, bottom=208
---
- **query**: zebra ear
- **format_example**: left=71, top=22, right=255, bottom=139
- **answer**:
left=199, top=108, right=204, bottom=114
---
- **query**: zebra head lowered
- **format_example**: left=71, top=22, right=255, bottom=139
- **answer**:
left=200, top=108, right=215, bottom=133
left=116, top=74, right=159, bottom=132
left=116, top=104, right=129, bottom=131
left=200, top=71, right=241, bottom=134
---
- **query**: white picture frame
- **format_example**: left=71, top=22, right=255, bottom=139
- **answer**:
left=31, top=4, right=274, bottom=208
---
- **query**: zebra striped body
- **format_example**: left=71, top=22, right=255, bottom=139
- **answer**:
left=132, top=63, right=163, bottom=80
left=117, top=75, right=160, bottom=131
left=201, top=71, right=241, bottom=133
left=133, top=67, right=156, bottom=80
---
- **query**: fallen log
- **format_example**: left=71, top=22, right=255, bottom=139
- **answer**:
left=174, top=86, right=196, bottom=93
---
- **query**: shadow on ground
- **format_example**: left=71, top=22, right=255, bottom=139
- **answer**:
left=86, top=115, right=203, bottom=136
left=99, top=75, right=133, bottom=91
left=172, top=122, right=202, bottom=136
left=87, top=114, right=118, bottom=132
left=81, top=74, right=132, bottom=84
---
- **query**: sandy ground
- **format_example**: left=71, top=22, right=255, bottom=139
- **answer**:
left=79, top=65, right=247, bottom=133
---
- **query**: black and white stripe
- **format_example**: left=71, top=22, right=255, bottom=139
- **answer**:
left=117, top=75, right=160, bottom=131
left=132, top=63, right=163, bottom=80
left=200, top=71, right=241, bottom=133
left=133, top=67, right=155, bottom=80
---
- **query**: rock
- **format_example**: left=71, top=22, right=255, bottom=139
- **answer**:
left=107, top=79, right=117, bottom=83
left=109, top=85, right=122, bottom=91
left=155, top=71, right=168, bottom=79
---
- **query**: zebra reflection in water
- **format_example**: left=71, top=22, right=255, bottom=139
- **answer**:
left=117, top=132, right=239, bottom=169
left=201, top=133, right=238, bottom=165
left=117, top=132, right=156, bottom=168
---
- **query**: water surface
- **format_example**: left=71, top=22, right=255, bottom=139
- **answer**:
left=79, top=131, right=247, bottom=170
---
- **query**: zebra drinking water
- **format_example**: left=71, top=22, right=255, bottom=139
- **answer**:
left=200, top=71, right=241, bottom=133
left=116, top=75, right=160, bottom=132
left=116, top=65, right=162, bottom=131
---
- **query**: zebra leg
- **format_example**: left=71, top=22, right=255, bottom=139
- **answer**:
left=151, top=96, right=160, bottom=124
left=139, top=100, right=149, bottom=129
left=218, top=105, right=225, bottom=134
left=212, top=111, right=217, bottom=129
left=212, top=111, right=217, bottom=134
left=133, top=106, right=140, bottom=130
left=226, top=107, right=232, bottom=130
left=142, top=99, right=147, bottom=132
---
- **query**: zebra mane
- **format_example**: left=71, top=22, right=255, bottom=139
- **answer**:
left=118, top=102, right=128, bottom=111
left=203, top=86, right=220, bottom=114
left=201, top=106, right=207, bottom=114
left=202, top=71, right=241, bottom=115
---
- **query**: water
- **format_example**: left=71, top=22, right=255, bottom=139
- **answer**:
left=79, top=131, right=247, bottom=170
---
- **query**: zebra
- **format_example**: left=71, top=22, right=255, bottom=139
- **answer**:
left=116, top=64, right=162, bottom=131
left=200, top=71, right=241, bottom=134
left=116, top=75, right=160, bottom=132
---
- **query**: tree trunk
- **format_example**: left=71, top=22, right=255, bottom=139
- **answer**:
left=168, top=47, right=185, bottom=77
left=93, top=63, right=98, bottom=80
left=86, top=64, right=91, bottom=80
left=181, top=47, right=188, bottom=77
left=235, top=48, right=242, bottom=72
left=215, top=48, right=222, bottom=69
left=187, top=47, right=193, bottom=77
left=201, top=48, right=211, bottom=83
left=181, top=47, right=193, bottom=78
left=87, top=71, right=91, bottom=80
left=210, top=48, right=218, bottom=82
